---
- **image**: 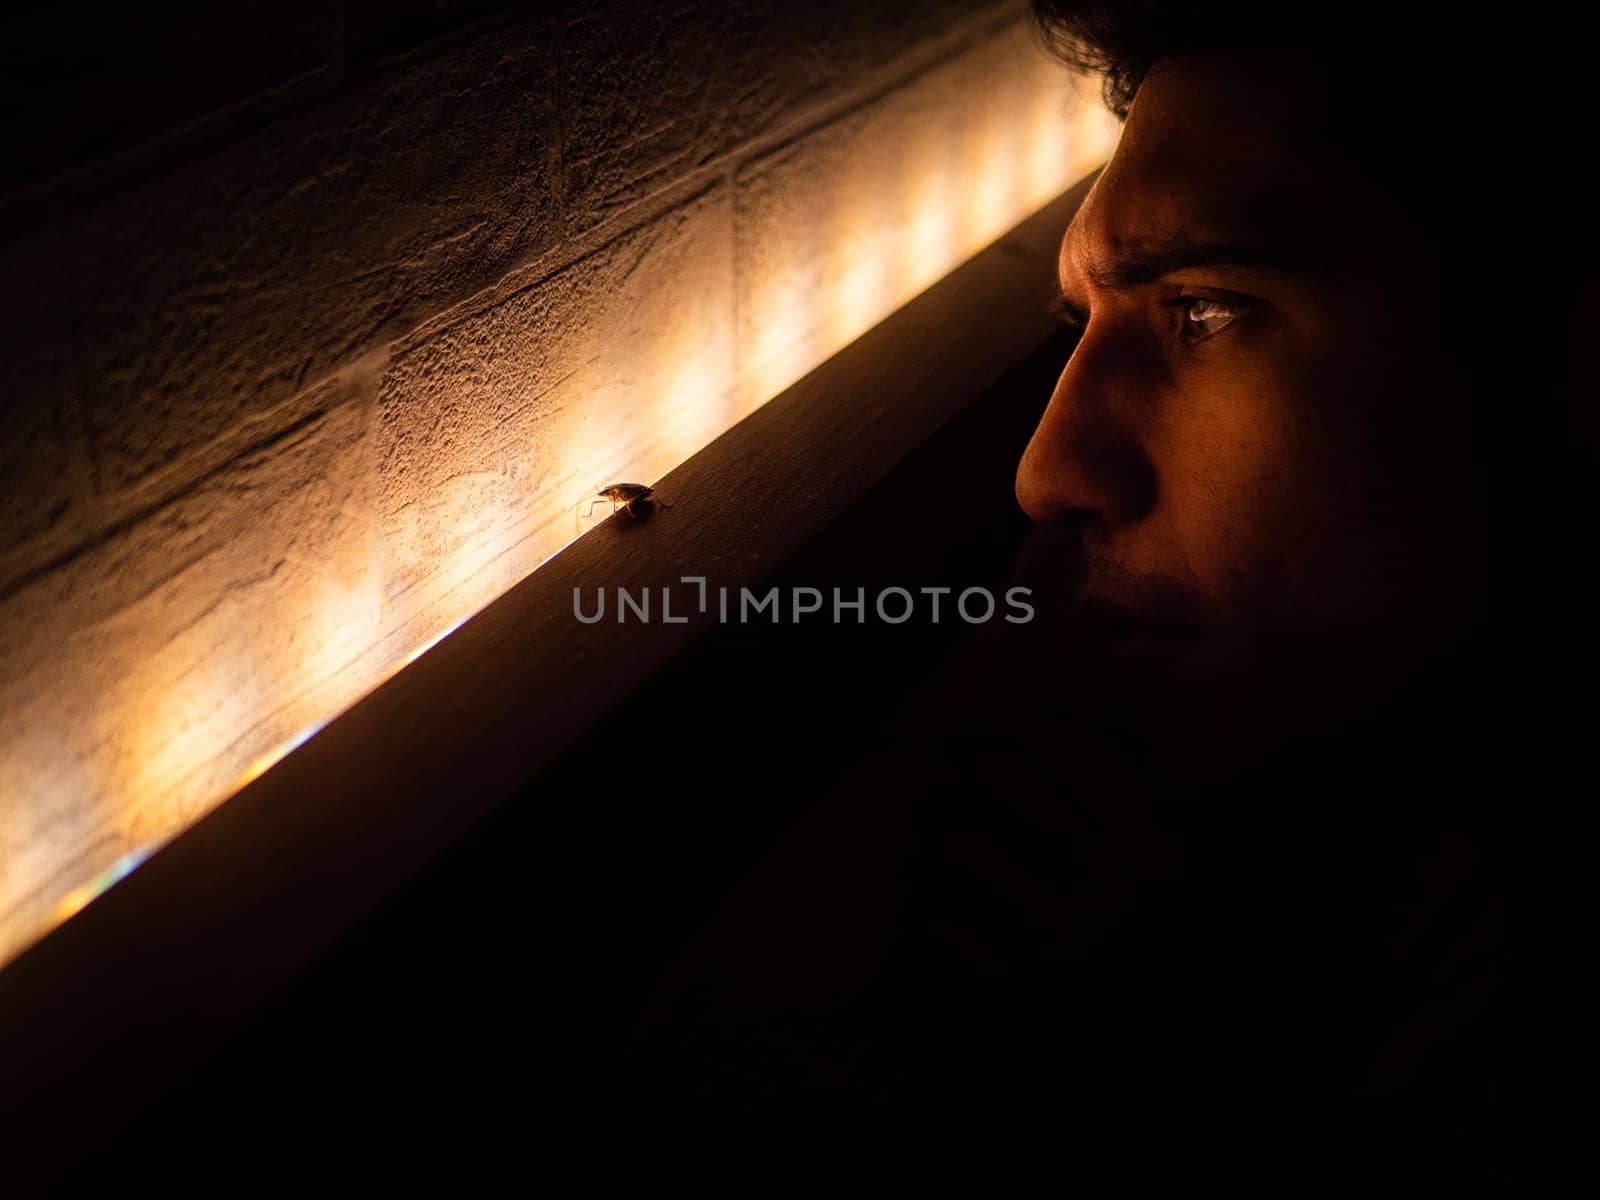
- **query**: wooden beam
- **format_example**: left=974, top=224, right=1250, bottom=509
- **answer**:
left=0, top=174, right=1094, bottom=1168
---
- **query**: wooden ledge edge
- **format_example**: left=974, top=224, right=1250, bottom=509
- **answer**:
left=0, top=173, right=1097, bottom=1154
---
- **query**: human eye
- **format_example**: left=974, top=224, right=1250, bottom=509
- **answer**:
left=1049, top=289, right=1088, bottom=342
left=1170, top=293, right=1246, bottom=345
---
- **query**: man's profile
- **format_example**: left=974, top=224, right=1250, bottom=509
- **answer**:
left=599, top=1, right=1596, bottom=1177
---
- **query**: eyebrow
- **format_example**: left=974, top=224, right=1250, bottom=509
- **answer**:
left=1088, top=240, right=1298, bottom=289
left=1054, top=238, right=1303, bottom=327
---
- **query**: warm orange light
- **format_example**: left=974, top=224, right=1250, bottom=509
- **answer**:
left=0, top=24, right=1117, bottom=969
left=47, top=842, right=166, bottom=928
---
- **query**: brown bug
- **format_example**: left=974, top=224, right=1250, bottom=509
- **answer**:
left=576, top=482, right=665, bottom=529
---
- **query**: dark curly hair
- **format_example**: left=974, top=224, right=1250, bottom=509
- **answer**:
left=1033, top=0, right=1216, bottom=118
left=1028, top=2, right=1516, bottom=120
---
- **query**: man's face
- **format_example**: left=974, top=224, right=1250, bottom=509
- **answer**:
left=1015, top=52, right=1485, bottom=775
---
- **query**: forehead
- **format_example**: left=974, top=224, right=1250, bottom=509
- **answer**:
left=1062, top=53, right=1373, bottom=278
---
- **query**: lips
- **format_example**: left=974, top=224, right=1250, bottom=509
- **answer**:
left=1075, top=594, right=1203, bottom=642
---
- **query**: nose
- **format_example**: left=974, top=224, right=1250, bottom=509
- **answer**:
left=1015, top=332, right=1156, bottom=528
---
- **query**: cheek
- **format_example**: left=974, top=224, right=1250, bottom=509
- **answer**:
left=1148, top=361, right=1358, bottom=623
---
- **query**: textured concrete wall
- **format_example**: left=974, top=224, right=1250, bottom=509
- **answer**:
left=0, top=1, right=1117, bottom=964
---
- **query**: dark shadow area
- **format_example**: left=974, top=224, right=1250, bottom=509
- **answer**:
left=64, top=330, right=1074, bottom=1182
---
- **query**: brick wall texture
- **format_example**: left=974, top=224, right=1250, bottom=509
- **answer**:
left=0, top=0, right=1117, bottom=964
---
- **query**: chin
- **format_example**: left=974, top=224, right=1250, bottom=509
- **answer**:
left=1091, top=633, right=1344, bottom=789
